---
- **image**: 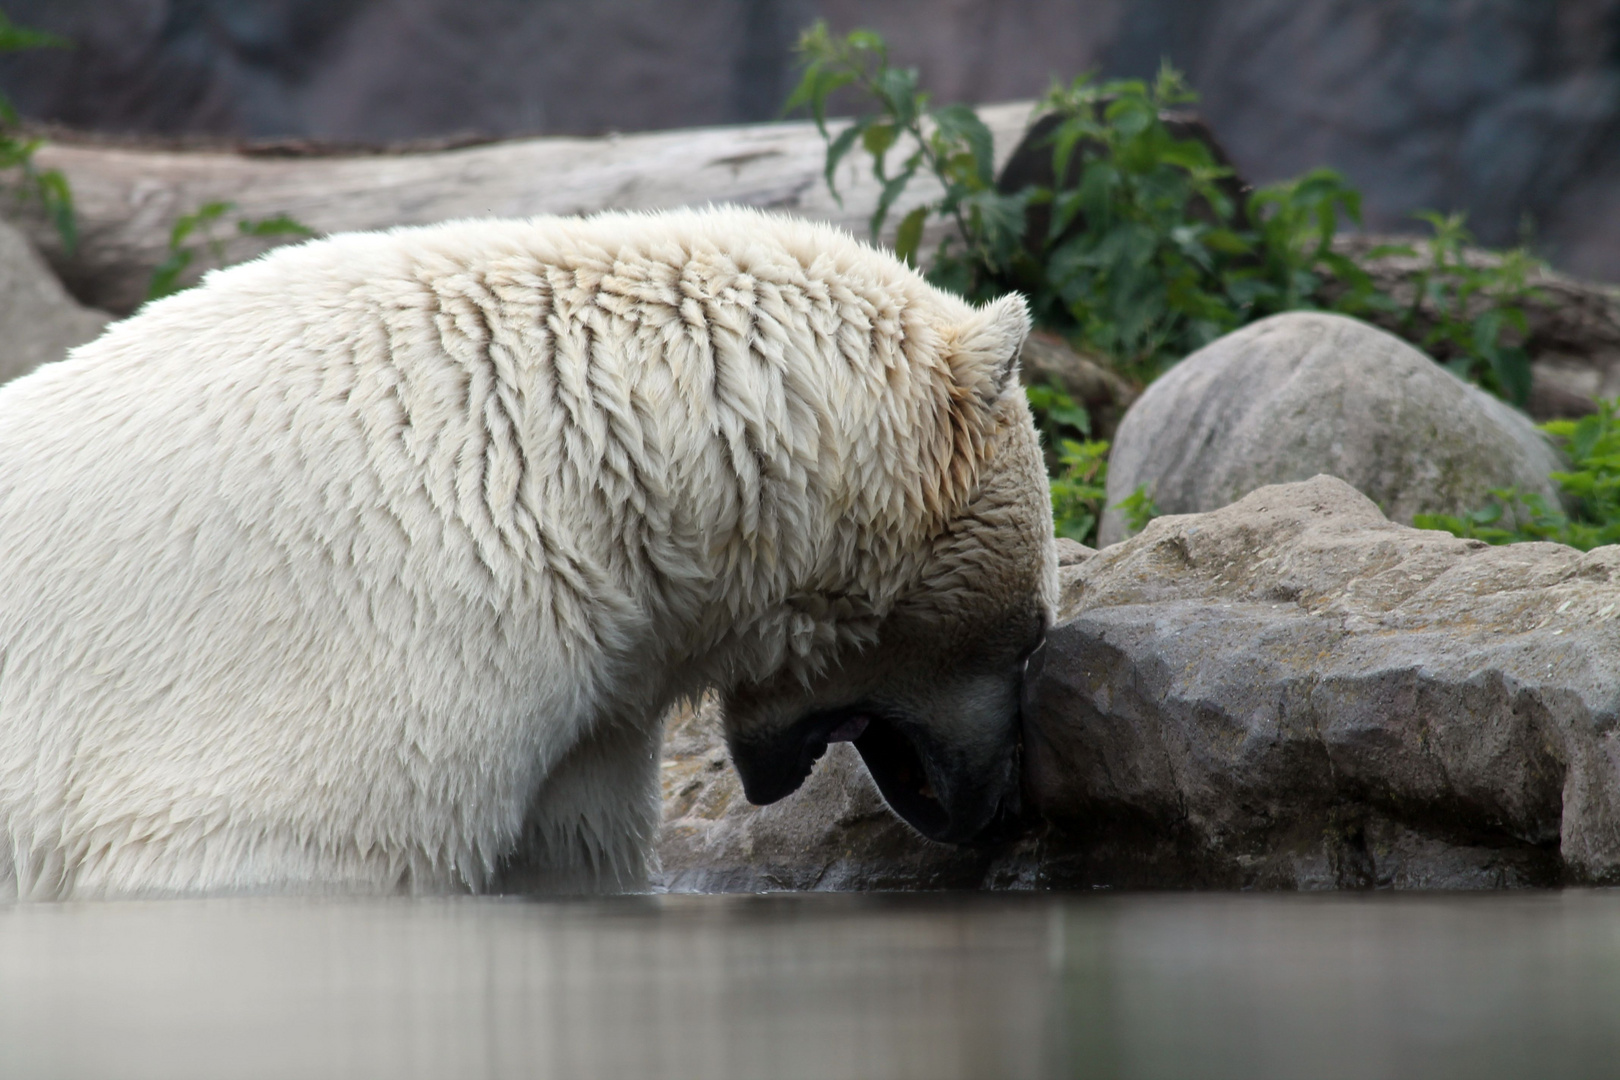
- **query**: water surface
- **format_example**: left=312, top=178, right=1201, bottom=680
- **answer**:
left=2, top=890, right=1618, bottom=1079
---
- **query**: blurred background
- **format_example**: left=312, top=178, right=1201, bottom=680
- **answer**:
left=0, top=0, right=1615, bottom=281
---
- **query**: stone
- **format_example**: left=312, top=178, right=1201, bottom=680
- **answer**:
left=1029, top=475, right=1620, bottom=889
left=656, top=475, right=1620, bottom=891
left=1098, top=312, right=1567, bottom=546
left=655, top=696, right=1038, bottom=893
left=0, top=219, right=109, bottom=386
left=1053, top=537, right=1096, bottom=567
left=17, top=110, right=1033, bottom=314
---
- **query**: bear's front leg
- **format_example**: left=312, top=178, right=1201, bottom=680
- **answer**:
left=492, top=712, right=664, bottom=894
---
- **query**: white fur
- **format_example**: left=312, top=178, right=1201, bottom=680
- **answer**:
left=0, top=207, right=1029, bottom=899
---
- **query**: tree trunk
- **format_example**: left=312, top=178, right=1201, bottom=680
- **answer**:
left=18, top=103, right=1035, bottom=315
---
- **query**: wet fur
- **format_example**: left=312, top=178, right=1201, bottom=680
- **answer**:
left=0, top=207, right=1048, bottom=898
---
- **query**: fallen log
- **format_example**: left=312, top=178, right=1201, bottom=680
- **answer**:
left=15, top=103, right=1035, bottom=315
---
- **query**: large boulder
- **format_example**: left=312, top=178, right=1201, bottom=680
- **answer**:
left=1098, top=312, right=1566, bottom=546
left=657, top=477, right=1620, bottom=891
left=0, top=219, right=109, bottom=386
left=1032, top=475, right=1620, bottom=889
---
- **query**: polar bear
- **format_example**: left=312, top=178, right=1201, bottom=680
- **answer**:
left=0, top=207, right=1054, bottom=899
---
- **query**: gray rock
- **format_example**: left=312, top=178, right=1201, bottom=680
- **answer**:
left=1098, top=312, right=1566, bottom=546
left=1053, top=537, right=1096, bottom=567
left=0, top=219, right=109, bottom=386
left=655, top=697, right=1038, bottom=892
left=1031, top=475, right=1620, bottom=889
left=657, top=475, right=1620, bottom=891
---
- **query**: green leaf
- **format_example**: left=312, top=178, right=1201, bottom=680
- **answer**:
left=1049, top=116, right=1090, bottom=186
left=846, top=29, right=886, bottom=54
left=33, top=168, right=74, bottom=253
left=869, top=155, right=920, bottom=240
left=1203, top=228, right=1251, bottom=255
left=861, top=120, right=897, bottom=159
left=893, top=205, right=928, bottom=267
left=168, top=202, right=230, bottom=250
left=0, top=13, right=70, bottom=54
left=237, top=213, right=315, bottom=238
left=874, top=66, right=921, bottom=126
left=1112, top=484, right=1159, bottom=535
left=932, top=103, right=995, bottom=187
left=821, top=120, right=865, bottom=204
left=146, top=249, right=193, bottom=301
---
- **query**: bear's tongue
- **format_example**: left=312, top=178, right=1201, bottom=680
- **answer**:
left=825, top=714, right=870, bottom=743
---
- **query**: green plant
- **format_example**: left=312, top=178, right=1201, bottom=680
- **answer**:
left=1046, top=437, right=1159, bottom=546
left=788, top=25, right=1566, bottom=541
left=788, top=24, right=1545, bottom=399
left=0, top=10, right=74, bottom=251
left=147, top=202, right=314, bottom=301
left=787, top=30, right=1380, bottom=381
left=1025, top=73, right=1396, bottom=380
left=1025, top=380, right=1158, bottom=545
left=1049, top=436, right=1110, bottom=543
left=1415, top=398, right=1620, bottom=550
left=1114, top=483, right=1160, bottom=535
left=1024, top=380, right=1093, bottom=443
left=1393, top=211, right=1542, bottom=408
left=785, top=22, right=1027, bottom=273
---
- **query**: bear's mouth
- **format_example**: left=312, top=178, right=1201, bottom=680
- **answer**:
left=730, top=705, right=949, bottom=839
left=851, top=715, right=951, bottom=840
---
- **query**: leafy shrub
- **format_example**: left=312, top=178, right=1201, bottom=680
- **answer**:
left=788, top=23, right=1559, bottom=542
left=0, top=10, right=74, bottom=251
left=785, top=24, right=1023, bottom=277
left=787, top=23, right=1546, bottom=393
left=788, top=26, right=1383, bottom=381
left=1023, top=379, right=1157, bottom=545
left=1049, top=436, right=1111, bottom=543
left=1390, top=212, right=1542, bottom=407
left=1415, top=398, right=1620, bottom=551
left=147, top=202, right=314, bottom=300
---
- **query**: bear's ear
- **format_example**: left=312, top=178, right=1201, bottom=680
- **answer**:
left=945, top=293, right=1031, bottom=411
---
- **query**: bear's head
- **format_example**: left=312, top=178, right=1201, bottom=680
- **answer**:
left=722, top=292, right=1053, bottom=845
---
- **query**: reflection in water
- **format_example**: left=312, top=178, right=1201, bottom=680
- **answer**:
left=1, top=891, right=1618, bottom=1079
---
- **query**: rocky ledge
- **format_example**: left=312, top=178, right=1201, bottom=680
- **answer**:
left=657, top=476, right=1620, bottom=891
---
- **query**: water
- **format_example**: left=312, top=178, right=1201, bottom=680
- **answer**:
left=2, top=891, right=1619, bottom=1080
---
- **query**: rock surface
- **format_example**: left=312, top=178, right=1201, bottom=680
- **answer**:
left=1033, top=475, right=1620, bottom=889
left=1098, top=312, right=1566, bottom=547
left=655, top=697, right=1039, bottom=892
left=14, top=105, right=1032, bottom=314
left=654, top=538, right=1098, bottom=893
left=0, top=219, right=109, bottom=386
left=656, top=476, right=1620, bottom=891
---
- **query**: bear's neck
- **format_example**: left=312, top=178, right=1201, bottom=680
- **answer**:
left=517, top=365, right=965, bottom=696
